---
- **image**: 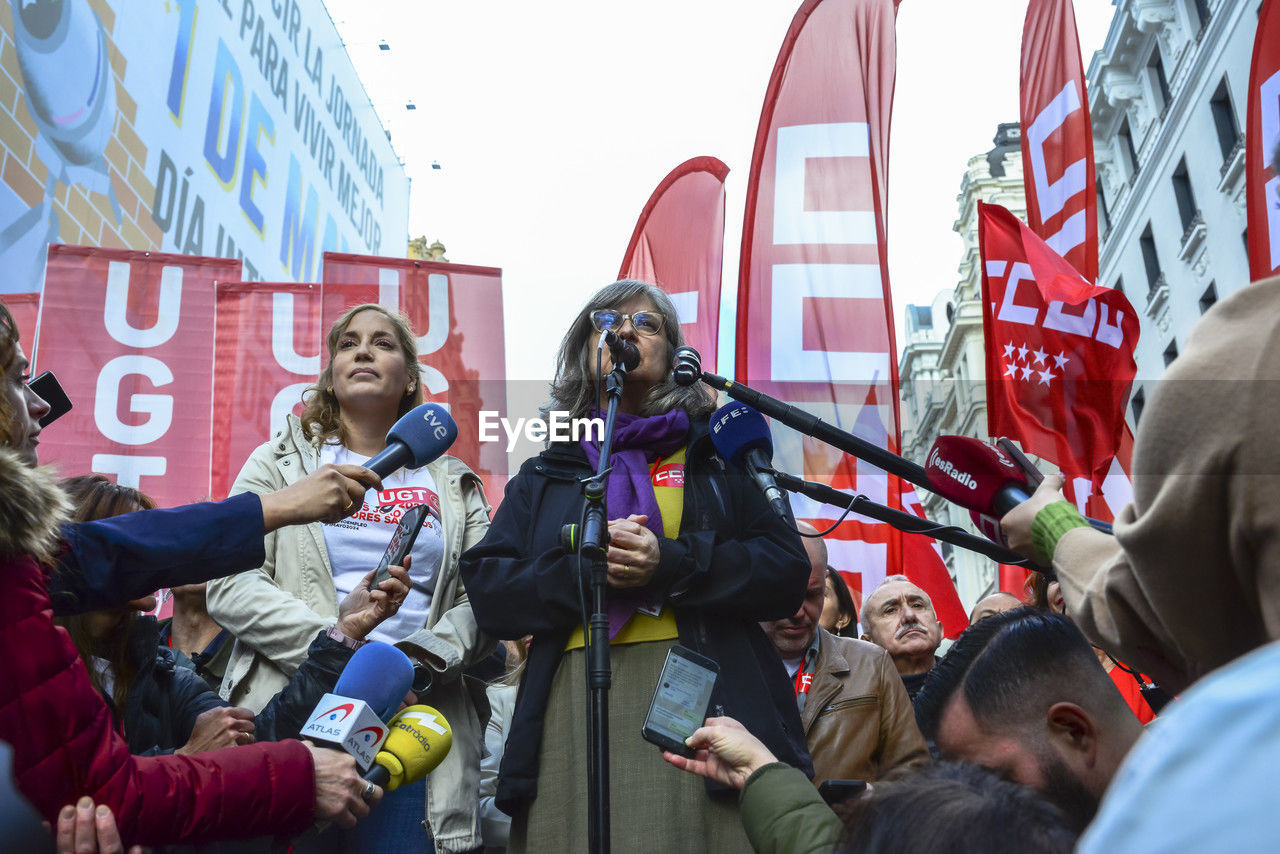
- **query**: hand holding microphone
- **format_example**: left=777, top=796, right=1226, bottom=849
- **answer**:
left=999, top=473, right=1069, bottom=564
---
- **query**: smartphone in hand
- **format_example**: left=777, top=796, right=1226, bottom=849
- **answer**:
left=368, top=504, right=429, bottom=590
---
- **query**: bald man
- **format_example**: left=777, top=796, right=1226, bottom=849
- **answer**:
left=759, top=524, right=928, bottom=783
left=861, top=576, right=944, bottom=700
left=970, top=592, right=1024, bottom=624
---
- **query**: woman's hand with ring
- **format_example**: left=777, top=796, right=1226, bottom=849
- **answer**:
left=606, top=514, right=660, bottom=589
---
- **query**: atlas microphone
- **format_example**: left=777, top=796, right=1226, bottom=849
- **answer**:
left=601, top=329, right=641, bottom=372
left=365, top=705, right=454, bottom=790
left=708, top=402, right=791, bottom=521
left=925, top=435, right=1113, bottom=546
left=364, top=403, right=459, bottom=479
left=298, top=641, right=415, bottom=772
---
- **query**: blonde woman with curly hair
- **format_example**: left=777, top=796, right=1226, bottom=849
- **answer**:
left=208, top=303, right=494, bottom=853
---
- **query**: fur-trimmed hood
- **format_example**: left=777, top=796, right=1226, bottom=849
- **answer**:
left=0, top=447, right=70, bottom=562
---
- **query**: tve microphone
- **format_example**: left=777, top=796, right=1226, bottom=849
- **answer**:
left=601, top=329, right=641, bottom=372
left=364, top=403, right=458, bottom=479
left=672, top=346, right=701, bottom=387
left=298, top=641, right=414, bottom=771
left=365, top=705, right=454, bottom=790
left=709, top=402, right=790, bottom=520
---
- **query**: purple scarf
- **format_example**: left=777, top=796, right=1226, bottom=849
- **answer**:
left=580, top=409, right=689, bottom=637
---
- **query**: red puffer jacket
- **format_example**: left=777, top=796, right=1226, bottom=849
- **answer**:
left=0, top=453, right=316, bottom=846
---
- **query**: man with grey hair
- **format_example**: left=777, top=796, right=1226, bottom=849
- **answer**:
left=861, top=575, right=944, bottom=700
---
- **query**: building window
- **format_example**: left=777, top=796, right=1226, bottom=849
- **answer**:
left=1200, top=281, right=1217, bottom=314
left=1163, top=339, right=1179, bottom=367
left=1209, top=77, right=1242, bottom=161
left=1172, top=157, right=1197, bottom=233
left=1098, top=184, right=1112, bottom=238
left=1118, top=118, right=1140, bottom=177
left=1132, top=387, right=1145, bottom=426
left=1148, top=49, right=1171, bottom=112
left=1141, top=224, right=1162, bottom=293
left=1194, top=0, right=1211, bottom=29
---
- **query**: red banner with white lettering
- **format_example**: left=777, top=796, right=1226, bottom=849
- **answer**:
left=1247, top=0, right=1280, bottom=281
left=980, top=202, right=1138, bottom=519
left=620, top=156, right=729, bottom=373
left=33, top=245, right=239, bottom=506
left=211, top=282, right=322, bottom=498
left=322, top=253, right=508, bottom=504
left=1, top=292, right=40, bottom=363
left=737, top=0, right=965, bottom=637
left=1020, top=0, right=1098, bottom=284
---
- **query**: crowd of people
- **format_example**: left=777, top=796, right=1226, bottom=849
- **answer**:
left=4, top=260, right=1280, bottom=853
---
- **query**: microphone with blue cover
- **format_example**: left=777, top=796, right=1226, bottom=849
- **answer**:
left=364, top=403, right=458, bottom=479
left=709, top=402, right=791, bottom=521
left=298, top=641, right=415, bottom=771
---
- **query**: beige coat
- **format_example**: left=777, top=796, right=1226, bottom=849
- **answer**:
left=1053, top=274, right=1280, bottom=695
left=206, top=415, right=494, bottom=853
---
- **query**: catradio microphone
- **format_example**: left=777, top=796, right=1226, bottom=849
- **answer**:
left=364, top=403, right=458, bottom=479
left=672, top=346, right=701, bottom=387
left=298, top=641, right=415, bottom=772
left=709, top=402, right=790, bottom=520
left=365, top=705, right=454, bottom=790
left=925, top=435, right=1113, bottom=544
left=601, top=329, right=641, bottom=372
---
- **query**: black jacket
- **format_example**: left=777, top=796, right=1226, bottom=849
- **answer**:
left=115, top=616, right=354, bottom=754
left=460, top=418, right=814, bottom=813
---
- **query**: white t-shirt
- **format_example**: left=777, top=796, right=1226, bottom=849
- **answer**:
left=319, top=443, right=445, bottom=645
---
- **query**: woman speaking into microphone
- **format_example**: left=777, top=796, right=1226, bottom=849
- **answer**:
left=207, top=303, right=493, bottom=853
left=461, top=280, right=812, bottom=852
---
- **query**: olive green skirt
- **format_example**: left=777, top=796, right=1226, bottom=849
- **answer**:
left=508, top=640, right=750, bottom=853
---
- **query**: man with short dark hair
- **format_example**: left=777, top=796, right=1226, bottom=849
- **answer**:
left=759, top=524, right=928, bottom=783
left=914, top=608, right=1143, bottom=832
left=861, top=575, right=944, bottom=699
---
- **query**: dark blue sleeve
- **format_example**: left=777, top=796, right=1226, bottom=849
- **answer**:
left=49, top=492, right=267, bottom=615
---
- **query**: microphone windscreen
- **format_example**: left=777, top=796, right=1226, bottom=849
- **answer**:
left=709, top=402, right=772, bottom=468
left=925, top=435, right=1029, bottom=516
left=374, top=705, right=454, bottom=790
left=386, top=403, right=458, bottom=469
left=333, top=642, right=415, bottom=722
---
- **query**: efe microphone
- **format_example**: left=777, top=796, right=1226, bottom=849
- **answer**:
left=364, top=403, right=459, bottom=480
left=708, top=402, right=791, bottom=520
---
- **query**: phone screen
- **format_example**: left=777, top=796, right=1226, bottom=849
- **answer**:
left=369, top=504, right=428, bottom=589
left=643, top=647, right=718, bottom=756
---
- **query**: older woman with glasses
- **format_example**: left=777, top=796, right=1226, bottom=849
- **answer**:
left=461, top=280, right=812, bottom=853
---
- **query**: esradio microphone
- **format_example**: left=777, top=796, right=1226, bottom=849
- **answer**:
left=298, top=641, right=414, bottom=771
left=364, top=704, right=454, bottom=790
left=364, top=403, right=458, bottom=479
left=925, top=435, right=1112, bottom=545
left=672, top=346, right=701, bottom=387
left=601, top=329, right=641, bottom=372
left=708, top=402, right=790, bottom=520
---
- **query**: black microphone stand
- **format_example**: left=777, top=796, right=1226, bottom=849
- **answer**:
left=561, top=359, right=628, bottom=854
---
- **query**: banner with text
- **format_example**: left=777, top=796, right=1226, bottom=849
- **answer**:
left=0, top=0, right=408, bottom=297
left=736, top=0, right=965, bottom=635
left=1247, top=0, right=1280, bottom=281
left=619, top=156, right=728, bottom=373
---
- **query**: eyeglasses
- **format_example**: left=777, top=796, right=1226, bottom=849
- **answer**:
left=589, top=309, right=666, bottom=337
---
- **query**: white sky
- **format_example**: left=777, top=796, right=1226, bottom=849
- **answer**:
left=324, top=0, right=1117, bottom=382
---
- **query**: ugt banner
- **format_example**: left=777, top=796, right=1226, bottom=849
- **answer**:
left=1020, top=0, right=1098, bottom=283
left=979, top=202, right=1138, bottom=517
left=736, top=0, right=965, bottom=635
left=34, top=245, right=239, bottom=505
left=323, top=253, right=509, bottom=504
left=619, top=156, right=729, bottom=373
left=1247, top=0, right=1280, bottom=281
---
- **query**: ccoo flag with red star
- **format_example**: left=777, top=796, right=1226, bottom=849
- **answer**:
left=979, top=202, right=1138, bottom=482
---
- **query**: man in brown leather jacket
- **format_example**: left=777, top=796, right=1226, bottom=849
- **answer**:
left=759, top=524, right=929, bottom=784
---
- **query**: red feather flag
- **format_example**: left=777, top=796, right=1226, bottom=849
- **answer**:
left=1247, top=0, right=1280, bottom=281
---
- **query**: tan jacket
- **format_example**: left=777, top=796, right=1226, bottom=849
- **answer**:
left=801, top=629, right=929, bottom=784
left=206, top=415, right=493, bottom=853
left=1053, top=275, right=1280, bottom=695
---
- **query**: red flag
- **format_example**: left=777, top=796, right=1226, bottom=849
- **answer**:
left=1247, top=0, right=1280, bottom=281
left=322, top=254, right=508, bottom=505
left=737, top=0, right=966, bottom=637
left=211, top=282, right=322, bottom=498
left=619, top=156, right=728, bottom=373
left=1020, top=0, right=1098, bottom=284
left=34, top=245, right=238, bottom=505
left=980, top=202, right=1139, bottom=510
left=0, top=292, right=40, bottom=361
